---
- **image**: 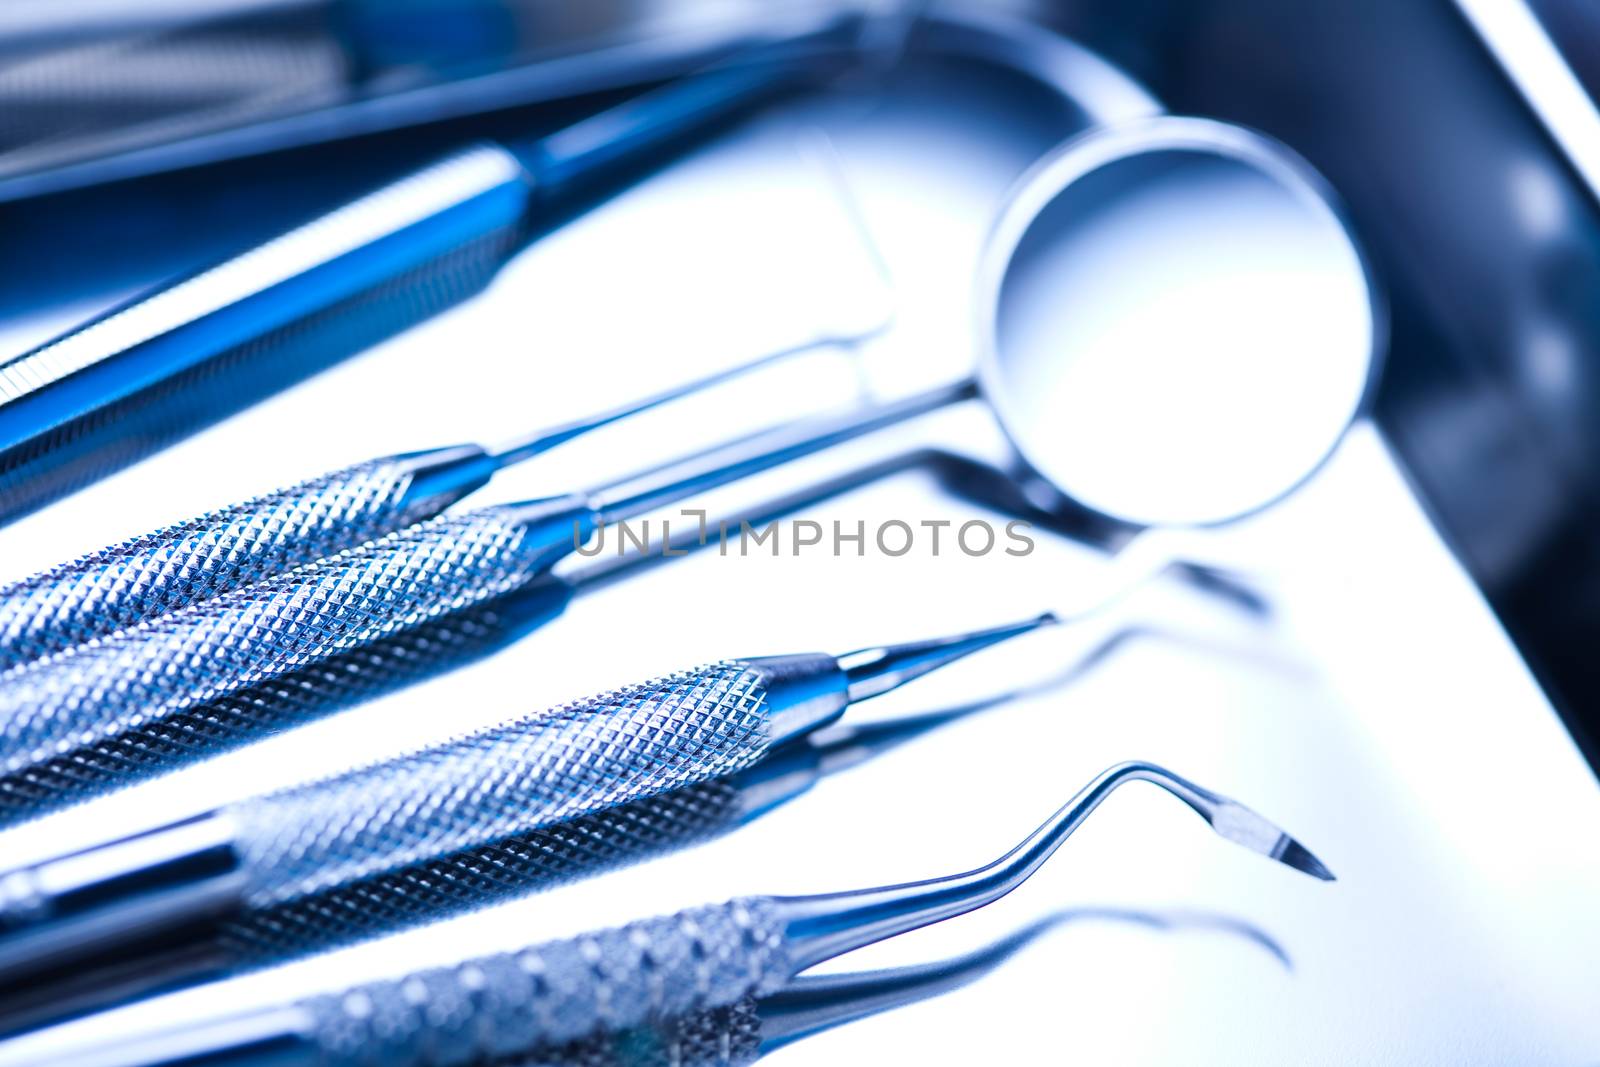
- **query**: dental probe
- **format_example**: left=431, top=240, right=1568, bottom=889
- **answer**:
left=0, top=383, right=964, bottom=789
left=0, top=325, right=868, bottom=673
left=4, top=761, right=1330, bottom=1067
left=0, top=117, right=1371, bottom=788
left=0, top=448, right=952, bottom=829
left=0, top=613, right=1053, bottom=981
left=0, top=710, right=970, bottom=1035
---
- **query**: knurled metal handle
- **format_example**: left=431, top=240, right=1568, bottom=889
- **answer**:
left=228, top=661, right=773, bottom=908
left=0, top=457, right=434, bottom=673
left=0, top=581, right=565, bottom=830
left=226, top=778, right=747, bottom=966
left=0, top=783, right=751, bottom=1037
left=507, top=998, right=762, bottom=1067
left=0, top=504, right=566, bottom=778
left=300, top=898, right=790, bottom=1067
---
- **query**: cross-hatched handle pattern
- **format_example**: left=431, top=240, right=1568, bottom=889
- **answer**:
left=0, top=457, right=432, bottom=673
left=0, top=583, right=565, bottom=830
left=301, top=899, right=790, bottom=1067
left=226, top=778, right=746, bottom=965
left=228, top=661, right=772, bottom=907
left=507, top=998, right=762, bottom=1067
left=0, top=505, right=565, bottom=777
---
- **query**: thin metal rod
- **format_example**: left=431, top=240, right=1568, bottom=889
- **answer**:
left=589, top=377, right=978, bottom=522
left=487, top=335, right=858, bottom=468
left=760, top=915, right=1067, bottom=1050
left=837, top=612, right=1056, bottom=703
left=775, top=761, right=1333, bottom=971
left=759, top=906, right=1289, bottom=1051
left=562, top=447, right=950, bottom=593
left=523, top=25, right=859, bottom=196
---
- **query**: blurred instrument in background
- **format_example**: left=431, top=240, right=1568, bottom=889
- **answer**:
left=0, top=0, right=859, bottom=201
left=0, top=18, right=860, bottom=524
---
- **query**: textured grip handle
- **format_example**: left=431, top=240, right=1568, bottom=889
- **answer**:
left=0, top=504, right=570, bottom=778
left=0, top=457, right=432, bottom=673
left=227, top=778, right=746, bottom=966
left=0, top=783, right=750, bottom=1038
left=0, top=580, right=567, bottom=829
left=508, top=999, right=761, bottom=1067
left=228, top=661, right=773, bottom=907
left=300, top=898, right=790, bottom=1067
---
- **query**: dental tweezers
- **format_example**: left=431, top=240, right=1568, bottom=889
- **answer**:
left=17, top=761, right=1331, bottom=1067
left=0, top=614, right=1051, bottom=981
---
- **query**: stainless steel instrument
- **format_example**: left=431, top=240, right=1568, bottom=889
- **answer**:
left=0, top=761, right=1330, bottom=1067
left=0, top=116, right=1376, bottom=806
left=0, top=614, right=1052, bottom=982
left=0, top=324, right=877, bottom=674
left=0, top=23, right=857, bottom=523
left=0, top=386, right=953, bottom=790
left=471, top=905, right=1288, bottom=1067
left=0, top=705, right=988, bottom=1034
left=0, top=448, right=951, bottom=829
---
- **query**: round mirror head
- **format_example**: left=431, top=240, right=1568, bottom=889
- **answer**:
left=977, top=117, right=1380, bottom=528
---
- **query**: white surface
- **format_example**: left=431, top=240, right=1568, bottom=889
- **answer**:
left=0, top=32, right=1598, bottom=1066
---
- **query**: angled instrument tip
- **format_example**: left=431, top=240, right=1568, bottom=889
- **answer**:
left=1274, top=837, right=1337, bottom=882
left=775, top=760, right=1333, bottom=971
left=1206, top=793, right=1335, bottom=881
left=836, top=612, right=1057, bottom=703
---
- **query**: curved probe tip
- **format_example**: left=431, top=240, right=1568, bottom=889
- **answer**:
left=775, top=761, right=1333, bottom=972
left=1207, top=793, right=1335, bottom=881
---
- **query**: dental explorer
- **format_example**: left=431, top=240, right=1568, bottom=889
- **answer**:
left=0, top=321, right=877, bottom=674
left=0, top=592, right=1283, bottom=1028
left=0, top=762, right=1331, bottom=1067
left=0, top=41, right=884, bottom=671
left=0, top=117, right=1373, bottom=793
left=0, top=709, right=975, bottom=1035
left=0, top=613, right=1053, bottom=981
left=0, top=20, right=859, bottom=525
left=0, top=449, right=954, bottom=830
left=0, top=383, right=962, bottom=788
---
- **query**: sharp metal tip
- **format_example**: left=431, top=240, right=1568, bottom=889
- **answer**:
left=1209, top=797, right=1335, bottom=883
left=838, top=612, right=1057, bottom=704
left=1274, top=836, right=1336, bottom=882
left=775, top=762, right=1331, bottom=973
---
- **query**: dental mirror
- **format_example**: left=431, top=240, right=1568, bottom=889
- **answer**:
left=587, top=115, right=1380, bottom=605
left=977, top=115, right=1381, bottom=529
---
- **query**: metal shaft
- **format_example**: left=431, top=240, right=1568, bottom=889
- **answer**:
left=0, top=448, right=949, bottom=831
left=0, top=711, right=975, bottom=1036
left=0, top=378, right=974, bottom=824
left=775, top=761, right=1334, bottom=972
left=0, top=327, right=853, bottom=675
left=1, top=762, right=1326, bottom=1067
left=0, top=24, right=848, bottom=524
left=0, top=617, right=1049, bottom=989
left=0, top=29, right=866, bottom=671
